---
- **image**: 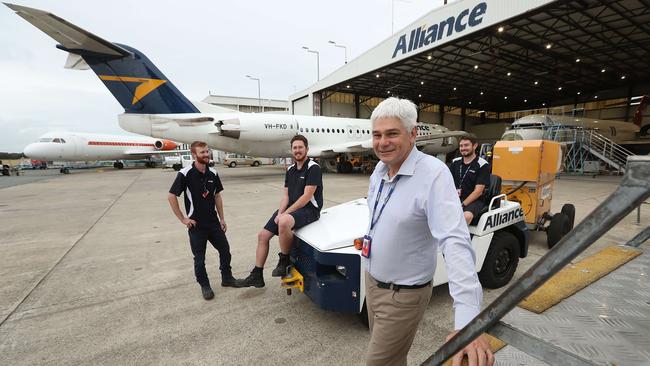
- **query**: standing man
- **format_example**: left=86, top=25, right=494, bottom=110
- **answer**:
left=237, top=135, right=323, bottom=287
left=450, top=136, right=491, bottom=224
left=364, top=97, right=493, bottom=366
left=168, top=141, right=240, bottom=300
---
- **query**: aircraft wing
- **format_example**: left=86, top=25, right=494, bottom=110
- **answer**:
left=310, top=130, right=467, bottom=156
left=416, top=130, right=468, bottom=143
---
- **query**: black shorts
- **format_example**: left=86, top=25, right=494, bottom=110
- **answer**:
left=464, top=200, right=486, bottom=218
left=263, top=206, right=320, bottom=235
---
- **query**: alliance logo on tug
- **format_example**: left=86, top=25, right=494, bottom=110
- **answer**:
left=483, top=208, right=524, bottom=231
left=392, top=2, right=487, bottom=58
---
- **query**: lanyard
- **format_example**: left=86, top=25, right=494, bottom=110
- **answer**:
left=370, top=175, right=401, bottom=232
left=457, top=162, right=471, bottom=189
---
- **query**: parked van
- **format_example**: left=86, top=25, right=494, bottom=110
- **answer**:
left=223, top=154, right=262, bottom=168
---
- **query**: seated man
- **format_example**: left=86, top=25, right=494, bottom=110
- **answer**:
left=450, top=135, right=491, bottom=224
left=237, top=135, right=323, bottom=287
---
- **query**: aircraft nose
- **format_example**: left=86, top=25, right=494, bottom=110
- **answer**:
left=23, top=143, right=37, bottom=158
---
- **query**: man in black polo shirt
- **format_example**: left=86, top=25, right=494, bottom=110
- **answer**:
left=450, top=135, right=491, bottom=224
left=237, top=135, right=323, bottom=287
left=168, top=141, right=240, bottom=300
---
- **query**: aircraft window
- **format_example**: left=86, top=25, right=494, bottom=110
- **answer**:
left=325, top=128, right=329, bottom=133
left=300, top=128, right=303, bottom=132
left=335, top=129, right=339, bottom=133
left=52, top=138, right=61, bottom=143
left=290, top=124, right=293, bottom=129
left=356, top=129, right=360, bottom=134
left=311, top=128, right=314, bottom=133
left=349, top=129, right=352, bottom=133
left=60, top=139, right=66, bottom=143
left=316, top=128, right=320, bottom=133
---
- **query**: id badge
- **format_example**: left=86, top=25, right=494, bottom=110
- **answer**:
left=361, top=234, right=372, bottom=258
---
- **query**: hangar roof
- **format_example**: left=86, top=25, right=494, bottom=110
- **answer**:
left=291, top=0, right=650, bottom=113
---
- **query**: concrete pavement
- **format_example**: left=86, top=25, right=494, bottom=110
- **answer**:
left=0, top=165, right=647, bottom=365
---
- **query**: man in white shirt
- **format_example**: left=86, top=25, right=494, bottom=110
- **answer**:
left=364, top=97, right=493, bottom=366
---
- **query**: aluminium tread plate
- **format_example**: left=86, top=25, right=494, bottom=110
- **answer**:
left=500, top=249, right=650, bottom=365
left=495, top=345, right=550, bottom=366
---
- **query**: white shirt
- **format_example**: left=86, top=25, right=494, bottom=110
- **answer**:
left=364, top=145, right=482, bottom=329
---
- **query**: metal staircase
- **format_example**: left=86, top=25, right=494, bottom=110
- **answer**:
left=548, top=125, right=635, bottom=174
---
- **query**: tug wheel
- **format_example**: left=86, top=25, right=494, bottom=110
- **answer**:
left=561, top=204, right=576, bottom=230
left=479, top=230, right=520, bottom=289
left=358, top=300, right=369, bottom=328
left=547, top=212, right=571, bottom=249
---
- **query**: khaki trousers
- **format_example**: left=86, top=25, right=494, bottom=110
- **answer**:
left=365, top=272, right=433, bottom=366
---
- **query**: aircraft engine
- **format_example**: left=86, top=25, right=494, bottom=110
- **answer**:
left=154, top=139, right=178, bottom=150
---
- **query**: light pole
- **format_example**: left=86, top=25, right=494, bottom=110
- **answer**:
left=302, top=46, right=320, bottom=81
left=328, top=40, right=348, bottom=64
left=391, top=0, right=411, bottom=34
left=245, top=75, right=261, bottom=112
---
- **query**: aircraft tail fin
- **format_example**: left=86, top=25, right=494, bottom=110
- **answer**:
left=5, top=3, right=198, bottom=114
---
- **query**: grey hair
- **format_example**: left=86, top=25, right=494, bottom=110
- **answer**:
left=370, top=97, right=418, bottom=131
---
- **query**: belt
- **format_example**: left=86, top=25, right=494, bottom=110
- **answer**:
left=375, top=279, right=431, bottom=291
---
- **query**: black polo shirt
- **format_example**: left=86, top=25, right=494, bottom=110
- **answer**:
left=169, top=163, right=224, bottom=228
left=285, top=158, right=323, bottom=212
left=449, top=156, right=490, bottom=201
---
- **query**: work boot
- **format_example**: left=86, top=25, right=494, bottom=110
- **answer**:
left=235, top=267, right=265, bottom=288
left=221, top=274, right=242, bottom=288
left=201, top=285, right=214, bottom=300
left=271, top=253, right=291, bottom=277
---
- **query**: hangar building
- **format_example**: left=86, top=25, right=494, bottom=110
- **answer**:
left=289, top=0, right=649, bottom=142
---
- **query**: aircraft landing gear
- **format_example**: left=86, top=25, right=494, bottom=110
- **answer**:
left=145, top=161, right=156, bottom=168
left=59, top=167, right=70, bottom=174
left=113, top=161, right=124, bottom=169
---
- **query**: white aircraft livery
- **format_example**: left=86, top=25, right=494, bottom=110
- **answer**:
left=24, top=132, right=180, bottom=169
left=501, top=114, right=640, bottom=142
left=6, top=3, right=466, bottom=173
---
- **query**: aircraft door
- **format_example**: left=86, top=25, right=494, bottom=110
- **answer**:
left=294, top=119, right=301, bottom=135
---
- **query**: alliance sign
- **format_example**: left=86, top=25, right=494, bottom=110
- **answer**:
left=392, top=2, right=488, bottom=59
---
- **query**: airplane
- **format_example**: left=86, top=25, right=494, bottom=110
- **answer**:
left=501, top=114, right=638, bottom=142
left=5, top=3, right=467, bottom=173
left=501, top=112, right=650, bottom=154
left=24, top=131, right=181, bottom=172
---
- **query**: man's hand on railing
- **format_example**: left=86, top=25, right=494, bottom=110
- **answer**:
left=445, top=331, right=494, bottom=366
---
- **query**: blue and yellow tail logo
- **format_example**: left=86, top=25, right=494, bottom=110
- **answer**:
left=99, top=75, right=167, bottom=105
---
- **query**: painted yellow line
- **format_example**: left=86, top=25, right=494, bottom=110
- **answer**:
left=519, top=246, right=642, bottom=314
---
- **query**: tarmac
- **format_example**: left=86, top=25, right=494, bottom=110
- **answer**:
left=0, top=165, right=647, bottom=365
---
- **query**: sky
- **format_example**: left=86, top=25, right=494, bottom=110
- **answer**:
left=0, top=0, right=449, bottom=152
